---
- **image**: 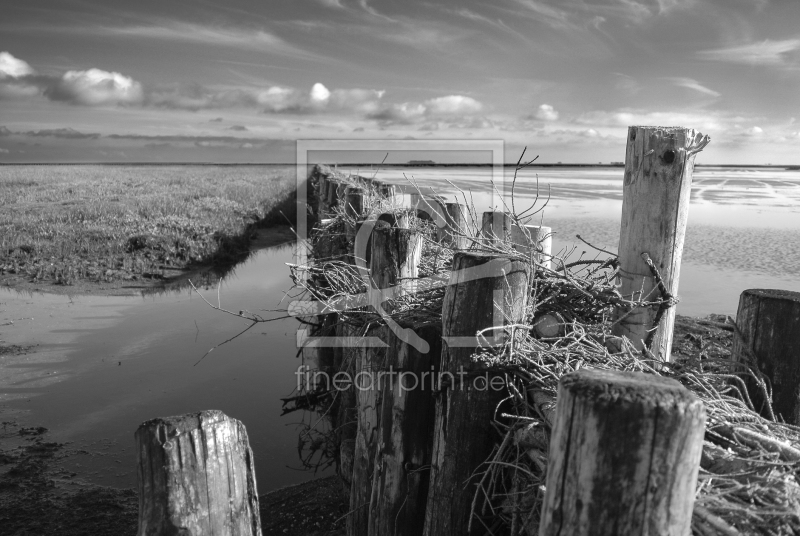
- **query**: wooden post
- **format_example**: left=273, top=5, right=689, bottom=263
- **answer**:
left=424, top=252, right=530, bottom=536
left=378, top=183, right=397, bottom=204
left=436, top=202, right=469, bottom=249
left=731, top=289, right=800, bottom=424
left=370, top=323, right=442, bottom=536
left=480, top=211, right=512, bottom=245
left=539, top=369, right=706, bottom=536
left=613, top=126, right=709, bottom=361
left=327, top=179, right=343, bottom=211
left=345, top=187, right=366, bottom=241
left=349, top=227, right=422, bottom=536
left=135, top=410, right=262, bottom=536
left=511, top=224, right=552, bottom=269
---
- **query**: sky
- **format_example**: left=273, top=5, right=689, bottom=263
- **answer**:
left=1, top=0, right=799, bottom=164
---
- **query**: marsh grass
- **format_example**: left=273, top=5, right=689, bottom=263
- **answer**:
left=0, top=165, right=298, bottom=286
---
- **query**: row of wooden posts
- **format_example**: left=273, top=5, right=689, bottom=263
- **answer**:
left=131, top=126, right=800, bottom=536
left=303, top=126, right=710, bottom=536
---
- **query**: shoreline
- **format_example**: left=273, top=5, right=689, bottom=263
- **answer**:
left=0, top=226, right=296, bottom=298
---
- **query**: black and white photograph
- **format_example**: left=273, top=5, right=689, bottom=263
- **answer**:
left=1, top=1, right=800, bottom=535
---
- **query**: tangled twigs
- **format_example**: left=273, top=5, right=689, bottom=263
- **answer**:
left=640, top=252, right=678, bottom=349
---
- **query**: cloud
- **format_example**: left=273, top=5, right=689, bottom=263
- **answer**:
left=148, top=82, right=385, bottom=114
left=0, top=126, right=101, bottom=139
left=209, top=117, right=223, bottom=122
left=316, top=0, right=344, bottom=8
left=45, top=68, right=144, bottom=106
left=310, top=82, right=331, bottom=103
left=425, top=95, right=483, bottom=115
left=366, top=94, right=485, bottom=126
left=535, top=104, right=559, bottom=121
left=697, top=39, right=800, bottom=66
left=368, top=102, right=427, bottom=124
left=0, top=52, right=41, bottom=99
left=227, top=125, right=248, bottom=131
left=666, top=77, right=720, bottom=97
left=91, top=22, right=322, bottom=62
left=0, top=52, right=35, bottom=78
left=0, top=147, right=9, bottom=153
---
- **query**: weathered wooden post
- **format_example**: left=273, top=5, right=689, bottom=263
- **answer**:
left=480, top=211, right=512, bottom=246
left=135, top=410, right=261, bottom=536
left=370, top=324, right=442, bottom=536
left=436, top=202, right=469, bottom=249
left=345, top=187, right=366, bottom=241
left=349, top=227, right=423, bottom=536
left=511, top=224, right=552, bottom=269
left=316, top=168, right=330, bottom=216
left=539, top=369, right=706, bottom=536
left=327, top=178, right=343, bottom=211
left=612, top=126, right=709, bottom=361
left=731, top=289, right=800, bottom=423
left=375, top=183, right=396, bottom=206
left=424, top=251, right=530, bottom=536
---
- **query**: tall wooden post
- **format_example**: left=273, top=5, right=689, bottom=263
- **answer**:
left=370, top=323, right=442, bottom=536
left=480, top=211, right=513, bottom=246
left=613, top=126, right=709, bottom=361
left=135, top=410, right=262, bottom=536
left=731, top=289, right=800, bottom=424
left=424, top=252, right=530, bottom=536
left=539, top=369, right=706, bottom=536
left=511, top=224, right=552, bottom=269
left=436, top=202, right=469, bottom=249
left=349, top=227, right=422, bottom=536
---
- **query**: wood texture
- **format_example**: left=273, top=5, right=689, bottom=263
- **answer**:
left=731, top=289, right=800, bottom=423
left=345, top=187, right=366, bottom=241
left=613, top=126, right=709, bottom=361
left=370, top=324, right=442, bottom=536
left=510, top=224, right=552, bottom=269
left=135, top=410, right=262, bottom=536
left=348, top=228, right=422, bottom=536
left=436, top=202, right=470, bottom=250
left=424, top=252, right=530, bottom=536
left=539, top=369, right=706, bottom=536
left=480, top=211, right=512, bottom=246
left=327, top=179, right=343, bottom=211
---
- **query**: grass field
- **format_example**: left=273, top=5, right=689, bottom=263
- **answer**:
left=0, top=165, right=297, bottom=288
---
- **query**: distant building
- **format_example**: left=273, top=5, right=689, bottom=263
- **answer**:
left=611, top=161, right=624, bottom=165
left=408, top=160, right=435, bottom=165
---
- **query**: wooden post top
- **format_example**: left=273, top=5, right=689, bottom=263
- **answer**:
left=560, top=368, right=699, bottom=405
left=136, top=409, right=228, bottom=435
left=741, top=288, right=800, bottom=301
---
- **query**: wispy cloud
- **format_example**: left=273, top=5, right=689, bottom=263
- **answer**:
left=665, top=77, right=720, bottom=97
left=697, top=38, right=800, bottom=66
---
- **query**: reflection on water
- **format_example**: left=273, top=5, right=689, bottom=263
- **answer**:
left=0, top=242, right=319, bottom=492
left=350, top=165, right=800, bottom=316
